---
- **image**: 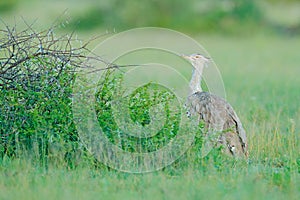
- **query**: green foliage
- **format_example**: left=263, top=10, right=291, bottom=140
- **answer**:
left=0, top=58, right=78, bottom=165
left=95, top=70, right=181, bottom=153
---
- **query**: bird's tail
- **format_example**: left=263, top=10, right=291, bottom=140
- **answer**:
left=229, top=109, right=248, bottom=157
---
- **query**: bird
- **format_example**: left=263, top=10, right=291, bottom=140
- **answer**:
left=182, top=53, right=248, bottom=158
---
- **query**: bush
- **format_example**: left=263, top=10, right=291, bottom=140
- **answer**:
left=95, top=70, right=181, bottom=153
left=0, top=24, right=95, bottom=166
left=0, top=23, right=229, bottom=169
left=0, top=23, right=185, bottom=166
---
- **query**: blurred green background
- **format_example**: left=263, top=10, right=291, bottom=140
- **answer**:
left=1, top=1, right=300, bottom=200
left=1, top=0, right=300, bottom=36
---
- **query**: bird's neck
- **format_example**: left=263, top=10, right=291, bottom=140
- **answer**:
left=189, top=68, right=203, bottom=95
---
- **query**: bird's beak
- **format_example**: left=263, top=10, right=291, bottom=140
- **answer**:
left=180, top=54, right=189, bottom=59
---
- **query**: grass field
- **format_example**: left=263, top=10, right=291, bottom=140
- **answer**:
left=0, top=33, right=299, bottom=200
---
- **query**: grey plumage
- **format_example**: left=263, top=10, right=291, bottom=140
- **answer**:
left=183, top=53, right=248, bottom=157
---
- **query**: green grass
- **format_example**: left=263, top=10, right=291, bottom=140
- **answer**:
left=1, top=34, right=300, bottom=200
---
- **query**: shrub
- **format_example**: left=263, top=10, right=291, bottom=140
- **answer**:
left=95, top=70, right=181, bottom=153
left=0, top=23, right=227, bottom=169
left=0, top=23, right=94, bottom=166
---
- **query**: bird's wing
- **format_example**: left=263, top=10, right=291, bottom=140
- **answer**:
left=228, top=108, right=248, bottom=152
left=187, top=92, right=248, bottom=156
left=187, top=92, right=225, bottom=130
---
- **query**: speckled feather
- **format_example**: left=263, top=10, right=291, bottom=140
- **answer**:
left=187, top=91, right=248, bottom=157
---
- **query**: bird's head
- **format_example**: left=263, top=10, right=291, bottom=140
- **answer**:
left=181, top=53, right=210, bottom=70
